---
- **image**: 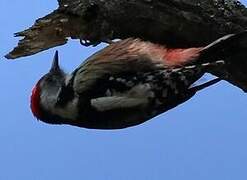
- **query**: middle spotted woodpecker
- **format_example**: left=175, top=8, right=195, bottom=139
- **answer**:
left=31, top=31, right=247, bottom=129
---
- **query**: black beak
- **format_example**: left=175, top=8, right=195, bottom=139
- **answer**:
left=50, top=51, right=60, bottom=72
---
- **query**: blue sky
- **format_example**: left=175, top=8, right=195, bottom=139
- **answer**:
left=1, top=1, right=247, bottom=179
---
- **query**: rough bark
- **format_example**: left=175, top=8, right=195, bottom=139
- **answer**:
left=6, top=0, right=247, bottom=59
left=5, top=0, right=247, bottom=92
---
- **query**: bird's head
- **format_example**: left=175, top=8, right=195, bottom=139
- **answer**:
left=30, top=51, right=67, bottom=122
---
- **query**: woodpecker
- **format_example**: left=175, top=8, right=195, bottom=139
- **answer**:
left=31, top=31, right=247, bottom=129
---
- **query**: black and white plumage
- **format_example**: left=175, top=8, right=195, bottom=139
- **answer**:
left=31, top=31, right=247, bottom=129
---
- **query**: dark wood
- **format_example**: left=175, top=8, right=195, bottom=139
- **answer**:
left=5, top=0, right=247, bottom=92
left=6, top=0, right=247, bottom=59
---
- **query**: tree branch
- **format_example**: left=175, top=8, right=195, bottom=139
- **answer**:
left=6, top=0, right=247, bottom=59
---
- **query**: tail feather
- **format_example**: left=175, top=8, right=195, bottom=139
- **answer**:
left=199, top=30, right=247, bottom=92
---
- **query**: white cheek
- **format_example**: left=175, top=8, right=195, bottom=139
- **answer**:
left=54, top=98, right=79, bottom=120
left=41, top=91, right=79, bottom=120
left=40, top=91, right=57, bottom=110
